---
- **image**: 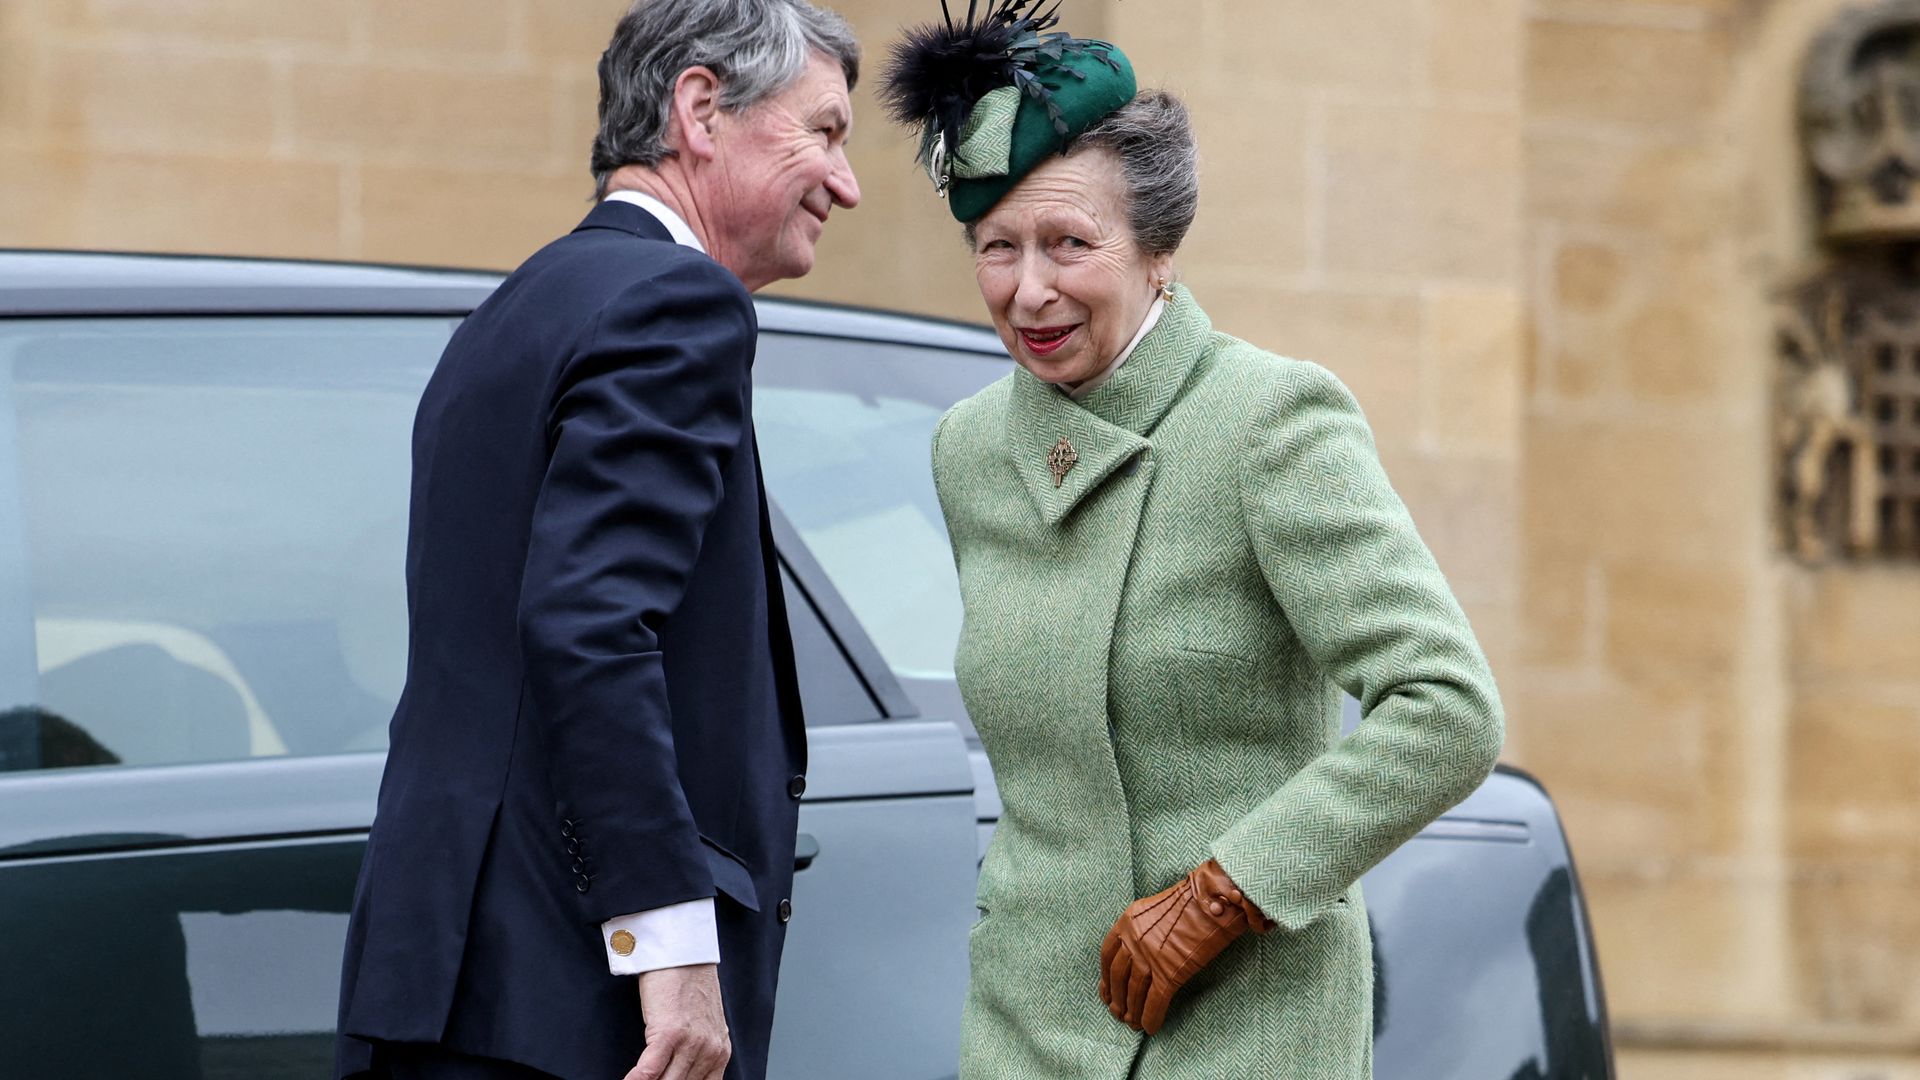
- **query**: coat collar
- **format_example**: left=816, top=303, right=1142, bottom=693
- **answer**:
left=1006, top=286, right=1212, bottom=527
left=571, top=198, right=676, bottom=243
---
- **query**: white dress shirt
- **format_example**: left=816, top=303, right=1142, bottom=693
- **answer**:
left=592, top=188, right=721, bottom=977
left=1067, top=294, right=1167, bottom=400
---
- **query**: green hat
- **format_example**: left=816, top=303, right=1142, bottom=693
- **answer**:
left=880, top=2, right=1138, bottom=223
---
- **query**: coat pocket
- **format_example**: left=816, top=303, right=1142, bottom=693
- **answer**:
left=1173, top=639, right=1259, bottom=738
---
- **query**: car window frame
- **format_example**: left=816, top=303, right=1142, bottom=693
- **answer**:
left=769, top=499, right=917, bottom=721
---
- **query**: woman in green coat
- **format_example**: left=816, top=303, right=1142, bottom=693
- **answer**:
left=882, top=6, right=1506, bottom=1078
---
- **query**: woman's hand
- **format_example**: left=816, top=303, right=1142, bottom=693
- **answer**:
left=1098, top=859, right=1272, bottom=1033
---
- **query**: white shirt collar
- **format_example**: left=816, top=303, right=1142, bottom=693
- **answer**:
left=602, top=190, right=706, bottom=253
left=1067, top=295, right=1168, bottom=401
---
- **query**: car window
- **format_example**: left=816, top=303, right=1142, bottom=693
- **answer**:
left=779, top=567, right=882, bottom=726
left=0, top=316, right=454, bottom=773
left=753, top=332, right=1008, bottom=719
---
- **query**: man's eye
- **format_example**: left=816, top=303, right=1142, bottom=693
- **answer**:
left=1060, top=236, right=1089, bottom=249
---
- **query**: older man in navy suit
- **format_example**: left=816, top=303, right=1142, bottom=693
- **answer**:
left=334, top=3, right=861, bottom=1078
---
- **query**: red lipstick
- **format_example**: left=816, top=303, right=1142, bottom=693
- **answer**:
left=1018, top=325, right=1078, bottom=357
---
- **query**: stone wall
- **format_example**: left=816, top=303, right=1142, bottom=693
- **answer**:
left=1519, top=1, right=1920, bottom=1077
left=1, top=0, right=1917, bottom=1075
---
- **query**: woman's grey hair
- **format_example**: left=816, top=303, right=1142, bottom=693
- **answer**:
left=966, top=90, right=1200, bottom=256
left=591, top=0, right=861, bottom=197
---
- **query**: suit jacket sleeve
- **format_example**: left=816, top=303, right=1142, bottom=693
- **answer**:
left=1209, top=361, right=1505, bottom=932
left=518, top=257, right=756, bottom=924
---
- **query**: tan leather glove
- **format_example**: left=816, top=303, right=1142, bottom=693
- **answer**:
left=1098, top=858, right=1272, bottom=1034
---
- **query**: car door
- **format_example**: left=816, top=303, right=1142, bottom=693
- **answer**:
left=0, top=308, right=983, bottom=1080
left=765, top=508, right=978, bottom=1080
left=752, top=324, right=1015, bottom=1078
left=0, top=312, right=453, bottom=1078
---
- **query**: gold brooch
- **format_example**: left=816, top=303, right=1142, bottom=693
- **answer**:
left=1048, top=437, right=1079, bottom=487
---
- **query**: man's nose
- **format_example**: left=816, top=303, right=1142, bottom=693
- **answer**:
left=828, top=150, right=861, bottom=210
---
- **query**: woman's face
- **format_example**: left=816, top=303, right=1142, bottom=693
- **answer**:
left=972, top=149, right=1172, bottom=389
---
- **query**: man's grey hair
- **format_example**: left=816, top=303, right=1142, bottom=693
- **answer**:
left=966, top=90, right=1200, bottom=257
left=591, top=0, right=860, bottom=197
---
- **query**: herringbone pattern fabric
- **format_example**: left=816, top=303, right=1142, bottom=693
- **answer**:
left=953, top=86, right=1020, bottom=179
left=931, top=287, right=1505, bottom=1079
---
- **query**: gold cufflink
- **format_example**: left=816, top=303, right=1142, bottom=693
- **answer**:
left=610, top=930, right=636, bottom=957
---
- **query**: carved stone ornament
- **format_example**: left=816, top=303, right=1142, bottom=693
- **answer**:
left=1781, top=4, right=1920, bottom=563
left=1775, top=275, right=1884, bottom=561
left=1803, top=0, right=1920, bottom=243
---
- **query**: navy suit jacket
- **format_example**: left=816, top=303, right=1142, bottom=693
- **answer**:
left=336, top=201, right=806, bottom=1080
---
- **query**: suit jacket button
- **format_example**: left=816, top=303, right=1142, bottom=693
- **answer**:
left=788, top=775, right=806, bottom=800
left=575, top=875, right=591, bottom=893
left=777, top=898, right=792, bottom=924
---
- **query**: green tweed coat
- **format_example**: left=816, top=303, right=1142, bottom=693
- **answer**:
left=930, top=287, right=1505, bottom=1079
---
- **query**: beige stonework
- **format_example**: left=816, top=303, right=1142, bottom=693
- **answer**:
left=0, top=0, right=1916, bottom=1071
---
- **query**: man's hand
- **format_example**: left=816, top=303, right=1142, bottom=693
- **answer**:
left=625, top=963, right=731, bottom=1080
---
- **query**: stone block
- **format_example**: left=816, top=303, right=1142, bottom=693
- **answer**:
left=69, top=152, right=344, bottom=259
left=0, top=36, right=41, bottom=137
left=553, top=72, right=599, bottom=180
left=1523, top=415, right=1758, bottom=563
left=1538, top=234, right=1743, bottom=408
left=1602, top=559, right=1749, bottom=682
left=1172, top=84, right=1311, bottom=280
left=1422, top=286, right=1524, bottom=458
left=1201, top=0, right=1424, bottom=96
left=43, top=43, right=276, bottom=153
left=1322, top=101, right=1523, bottom=283
left=357, top=165, right=588, bottom=270
left=1788, top=872, right=1920, bottom=1028
left=1191, top=282, right=1423, bottom=450
left=289, top=62, right=555, bottom=168
left=0, top=0, right=35, bottom=36
left=51, top=0, right=354, bottom=47
left=1506, top=676, right=1714, bottom=861
left=1520, top=549, right=1597, bottom=667
left=1430, top=0, right=1524, bottom=102
left=1623, top=246, right=1739, bottom=406
left=1790, top=568, right=1920, bottom=686
left=1787, top=692, right=1920, bottom=864
left=1556, top=241, right=1630, bottom=316
left=524, top=0, right=625, bottom=68
left=1377, top=453, right=1519, bottom=607
left=1582, top=868, right=1792, bottom=1025
left=365, top=0, right=523, bottom=62
left=1527, top=16, right=1729, bottom=130
left=1613, top=1050, right=1789, bottom=1080
left=1539, top=322, right=1618, bottom=403
left=1527, top=132, right=1734, bottom=239
left=0, top=143, right=85, bottom=246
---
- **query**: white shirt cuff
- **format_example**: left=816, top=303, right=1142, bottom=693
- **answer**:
left=602, top=899, right=720, bottom=976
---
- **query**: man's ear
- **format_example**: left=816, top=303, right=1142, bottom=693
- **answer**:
left=666, top=66, right=723, bottom=162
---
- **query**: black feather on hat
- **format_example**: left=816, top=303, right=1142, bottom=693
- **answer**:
left=880, top=0, right=1120, bottom=176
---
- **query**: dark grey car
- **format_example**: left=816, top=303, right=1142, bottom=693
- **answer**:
left=0, top=251, right=1613, bottom=1080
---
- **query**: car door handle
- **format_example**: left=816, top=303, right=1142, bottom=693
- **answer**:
left=794, top=833, right=821, bottom=872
